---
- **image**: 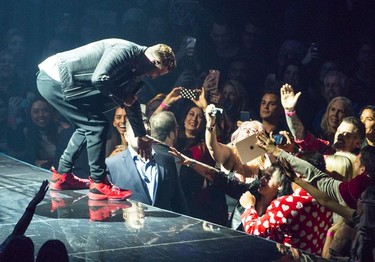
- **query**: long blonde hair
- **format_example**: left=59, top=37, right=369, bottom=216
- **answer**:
left=320, top=96, right=354, bottom=137
left=325, top=153, right=356, bottom=181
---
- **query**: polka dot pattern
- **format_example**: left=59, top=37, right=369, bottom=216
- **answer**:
left=241, top=188, right=332, bottom=256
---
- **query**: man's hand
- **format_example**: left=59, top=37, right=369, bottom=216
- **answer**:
left=239, top=191, right=256, bottom=209
left=280, top=84, right=301, bottom=112
left=137, top=136, right=153, bottom=161
left=256, top=132, right=282, bottom=157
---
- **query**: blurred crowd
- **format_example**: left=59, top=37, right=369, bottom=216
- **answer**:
left=1, top=0, right=375, bottom=261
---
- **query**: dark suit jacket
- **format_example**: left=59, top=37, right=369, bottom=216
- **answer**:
left=55, top=39, right=147, bottom=137
left=105, top=144, right=189, bottom=215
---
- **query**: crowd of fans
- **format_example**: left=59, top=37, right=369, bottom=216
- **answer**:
left=1, top=0, right=375, bottom=261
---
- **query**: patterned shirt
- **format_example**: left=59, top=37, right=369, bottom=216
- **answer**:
left=241, top=188, right=333, bottom=255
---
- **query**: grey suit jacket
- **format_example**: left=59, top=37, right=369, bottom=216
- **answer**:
left=106, top=144, right=189, bottom=215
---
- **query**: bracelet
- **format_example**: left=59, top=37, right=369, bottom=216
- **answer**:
left=326, top=231, right=334, bottom=237
left=160, top=101, right=170, bottom=111
left=187, top=160, right=196, bottom=168
left=285, top=109, right=296, bottom=117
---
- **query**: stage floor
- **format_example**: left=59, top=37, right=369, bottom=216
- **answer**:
left=0, top=153, right=325, bottom=261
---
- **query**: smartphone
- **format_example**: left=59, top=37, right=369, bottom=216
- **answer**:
left=186, top=37, right=196, bottom=49
left=180, top=88, right=198, bottom=100
left=207, top=69, right=220, bottom=93
left=240, top=111, right=250, bottom=122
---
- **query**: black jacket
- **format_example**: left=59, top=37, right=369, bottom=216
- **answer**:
left=55, top=38, right=147, bottom=137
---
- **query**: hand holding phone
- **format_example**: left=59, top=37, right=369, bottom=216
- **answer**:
left=203, top=69, right=220, bottom=94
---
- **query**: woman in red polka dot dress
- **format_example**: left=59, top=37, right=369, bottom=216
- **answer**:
left=240, top=166, right=333, bottom=255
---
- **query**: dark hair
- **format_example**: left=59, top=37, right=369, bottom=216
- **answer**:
left=360, top=146, right=375, bottom=178
left=270, top=163, right=294, bottom=198
left=297, top=151, right=326, bottom=172
left=36, top=239, right=69, bottom=262
left=262, top=89, right=281, bottom=105
left=360, top=105, right=375, bottom=115
left=24, top=96, right=59, bottom=165
left=342, top=116, right=366, bottom=142
left=1, top=235, right=34, bottom=262
left=176, top=102, right=206, bottom=151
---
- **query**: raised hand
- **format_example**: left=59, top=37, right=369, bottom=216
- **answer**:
left=191, top=87, right=207, bottom=110
left=164, top=86, right=183, bottom=106
left=239, top=191, right=256, bottom=208
left=256, top=132, right=281, bottom=156
left=29, top=180, right=49, bottom=208
left=280, top=84, right=301, bottom=112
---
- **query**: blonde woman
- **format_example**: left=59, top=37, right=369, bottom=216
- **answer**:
left=319, top=96, right=354, bottom=144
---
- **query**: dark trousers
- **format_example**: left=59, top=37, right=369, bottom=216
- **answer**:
left=36, top=70, right=108, bottom=182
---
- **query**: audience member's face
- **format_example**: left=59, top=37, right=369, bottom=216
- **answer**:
left=333, top=122, right=361, bottom=152
left=258, top=167, right=281, bottom=197
left=283, top=65, right=299, bottom=87
left=222, top=83, right=238, bottom=105
left=324, top=75, right=344, bottom=102
left=260, top=93, right=281, bottom=121
left=113, top=107, right=127, bottom=135
left=8, top=34, right=26, bottom=57
left=147, top=17, right=167, bottom=39
left=328, top=100, right=346, bottom=130
left=210, top=23, right=232, bottom=50
left=0, top=53, right=15, bottom=79
left=227, top=61, right=248, bottom=83
left=31, top=101, right=51, bottom=128
left=184, top=107, right=204, bottom=135
left=357, top=44, right=374, bottom=70
left=360, top=109, right=375, bottom=137
left=319, top=62, right=337, bottom=82
left=242, top=22, right=261, bottom=50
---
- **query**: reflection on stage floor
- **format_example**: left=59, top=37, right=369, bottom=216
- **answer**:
left=0, top=153, right=328, bottom=261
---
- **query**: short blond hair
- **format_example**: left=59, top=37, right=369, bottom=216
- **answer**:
left=148, top=44, right=176, bottom=71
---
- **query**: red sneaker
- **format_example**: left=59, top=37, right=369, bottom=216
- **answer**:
left=50, top=167, right=90, bottom=190
left=50, top=191, right=67, bottom=212
left=88, top=180, right=132, bottom=201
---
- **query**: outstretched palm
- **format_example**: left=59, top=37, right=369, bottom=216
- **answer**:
left=280, top=84, right=301, bottom=112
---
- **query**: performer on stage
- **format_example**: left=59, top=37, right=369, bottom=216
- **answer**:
left=36, top=39, right=176, bottom=201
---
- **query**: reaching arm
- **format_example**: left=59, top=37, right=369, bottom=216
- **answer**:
left=280, top=84, right=306, bottom=139
left=169, top=147, right=219, bottom=181
left=12, top=180, right=49, bottom=236
left=294, top=178, right=355, bottom=221
left=205, top=104, right=232, bottom=165
left=1, top=180, right=49, bottom=252
left=152, top=87, right=183, bottom=116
